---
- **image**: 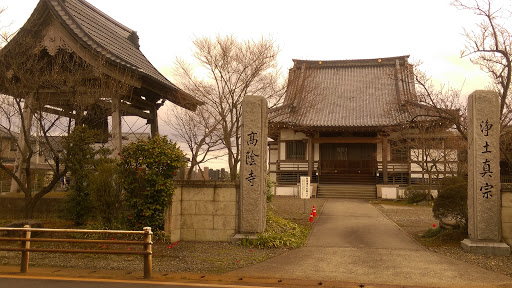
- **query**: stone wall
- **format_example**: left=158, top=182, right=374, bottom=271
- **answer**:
left=165, top=181, right=238, bottom=242
left=0, top=195, right=63, bottom=219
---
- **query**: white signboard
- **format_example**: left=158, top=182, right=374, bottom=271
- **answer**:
left=300, top=176, right=311, bottom=199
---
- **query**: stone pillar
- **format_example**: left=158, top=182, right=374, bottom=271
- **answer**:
left=461, top=90, right=510, bottom=256
left=238, top=95, right=268, bottom=235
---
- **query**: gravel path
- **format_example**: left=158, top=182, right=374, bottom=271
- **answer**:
left=375, top=202, right=512, bottom=278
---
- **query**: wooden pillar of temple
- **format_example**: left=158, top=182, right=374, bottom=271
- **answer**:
left=149, top=104, right=159, bottom=137
left=382, top=137, right=389, bottom=184
left=307, top=137, right=313, bottom=179
left=111, top=95, right=122, bottom=158
left=10, top=94, right=36, bottom=193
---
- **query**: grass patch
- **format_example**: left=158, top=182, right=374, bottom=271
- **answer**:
left=420, top=227, right=466, bottom=246
left=421, top=227, right=442, bottom=238
left=241, top=211, right=310, bottom=249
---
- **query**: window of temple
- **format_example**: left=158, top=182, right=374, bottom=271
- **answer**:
left=286, top=140, right=306, bottom=160
left=390, top=141, right=408, bottom=162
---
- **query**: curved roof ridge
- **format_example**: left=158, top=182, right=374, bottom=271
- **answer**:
left=292, top=55, right=410, bottom=67
left=71, top=0, right=134, bottom=34
left=45, top=0, right=141, bottom=70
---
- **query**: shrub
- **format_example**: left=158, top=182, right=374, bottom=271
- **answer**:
left=433, top=176, right=467, bottom=229
left=61, top=127, right=99, bottom=226
left=421, top=227, right=442, bottom=238
left=404, top=185, right=430, bottom=204
left=266, top=175, right=275, bottom=203
left=119, top=135, right=185, bottom=231
left=421, top=227, right=467, bottom=243
left=89, top=158, right=125, bottom=229
left=240, top=211, right=310, bottom=248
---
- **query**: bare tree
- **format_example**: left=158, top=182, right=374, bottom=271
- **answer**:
left=173, top=35, right=286, bottom=180
left=388, top=121, right=462, bottom=194
left=0, top=6, right=12, bottom=49
left=404, top=62, right=467, bottom=138
left=453, top=0, right=512, bottom=163
left=454, top=0, right=511, bottom=120
left=163, top=104, right=224, bottom=180
left=386, top=61, right=467, bottom=192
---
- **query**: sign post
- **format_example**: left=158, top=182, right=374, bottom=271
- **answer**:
left=300, top=176, right=311, bottom=214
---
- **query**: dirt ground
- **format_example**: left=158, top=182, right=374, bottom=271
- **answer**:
left=0, top=196, right=327, bottom=274
left=2, top=197, right=512, bottom=281
left=375, top=201, right=512, bottom=278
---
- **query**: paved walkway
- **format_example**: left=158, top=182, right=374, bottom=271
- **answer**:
left=228, top=199, right=512, bottom=287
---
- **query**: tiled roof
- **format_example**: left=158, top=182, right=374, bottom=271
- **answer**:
left=270, top=56, right=415, bottom=129
left=30, top=0, right=200, bottom=109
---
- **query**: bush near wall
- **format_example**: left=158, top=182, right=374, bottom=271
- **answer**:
left=120, top=135, right=185, bottom=231
left=433, top=176, right=468, bottom=229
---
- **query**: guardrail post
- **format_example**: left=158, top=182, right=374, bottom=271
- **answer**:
left=20, top=225, right=31, bottom=273
left=143, top=227, right=152, bottom=279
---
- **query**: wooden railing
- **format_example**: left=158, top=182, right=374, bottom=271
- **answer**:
left=277, top=161, right=318, bottom=171
left=0, top=225, right=153, bottom=279
left=377, top=162, right=409, bottom=173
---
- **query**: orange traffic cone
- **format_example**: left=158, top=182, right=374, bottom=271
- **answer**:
left=308, top=212, right=314, bottom=223
left=312, top=206, right=317, bottom=217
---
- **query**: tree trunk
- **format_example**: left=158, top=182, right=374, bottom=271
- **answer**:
left=24, top=195, right=34, bottom=219
left=186, top=158, right=198, bottom=180
left=226, top=142, right=237, bottom=181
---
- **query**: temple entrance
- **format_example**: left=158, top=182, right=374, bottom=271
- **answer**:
left=319, top=143, right=377, bottom=184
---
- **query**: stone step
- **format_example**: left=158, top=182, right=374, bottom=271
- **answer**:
left=317, top=184, right=377, bottom=199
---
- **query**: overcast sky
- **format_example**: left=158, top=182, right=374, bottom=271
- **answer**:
left=1, top=0, right=503, bottom=169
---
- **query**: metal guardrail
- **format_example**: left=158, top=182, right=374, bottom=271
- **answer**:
left=0, top=225, right=153, bottom=279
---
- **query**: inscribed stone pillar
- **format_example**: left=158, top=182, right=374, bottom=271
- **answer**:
left=462, top=90, right=510, bottom=256
left=239, top=96, right=268, bottom=234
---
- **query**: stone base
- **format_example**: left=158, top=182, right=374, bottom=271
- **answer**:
left=461, top=239, right=511, bottom=256
left=232, top=233, right=258, bottom=245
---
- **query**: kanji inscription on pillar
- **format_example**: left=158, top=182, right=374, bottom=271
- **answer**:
left=239, top=96, right=268, bottom=234
left=467, top=90, right=501, bottom=241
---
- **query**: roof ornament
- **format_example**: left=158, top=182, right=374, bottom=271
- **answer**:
left=39, top=26, right=71, bottom=56
left=128, top=31, right=140, bottom=50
